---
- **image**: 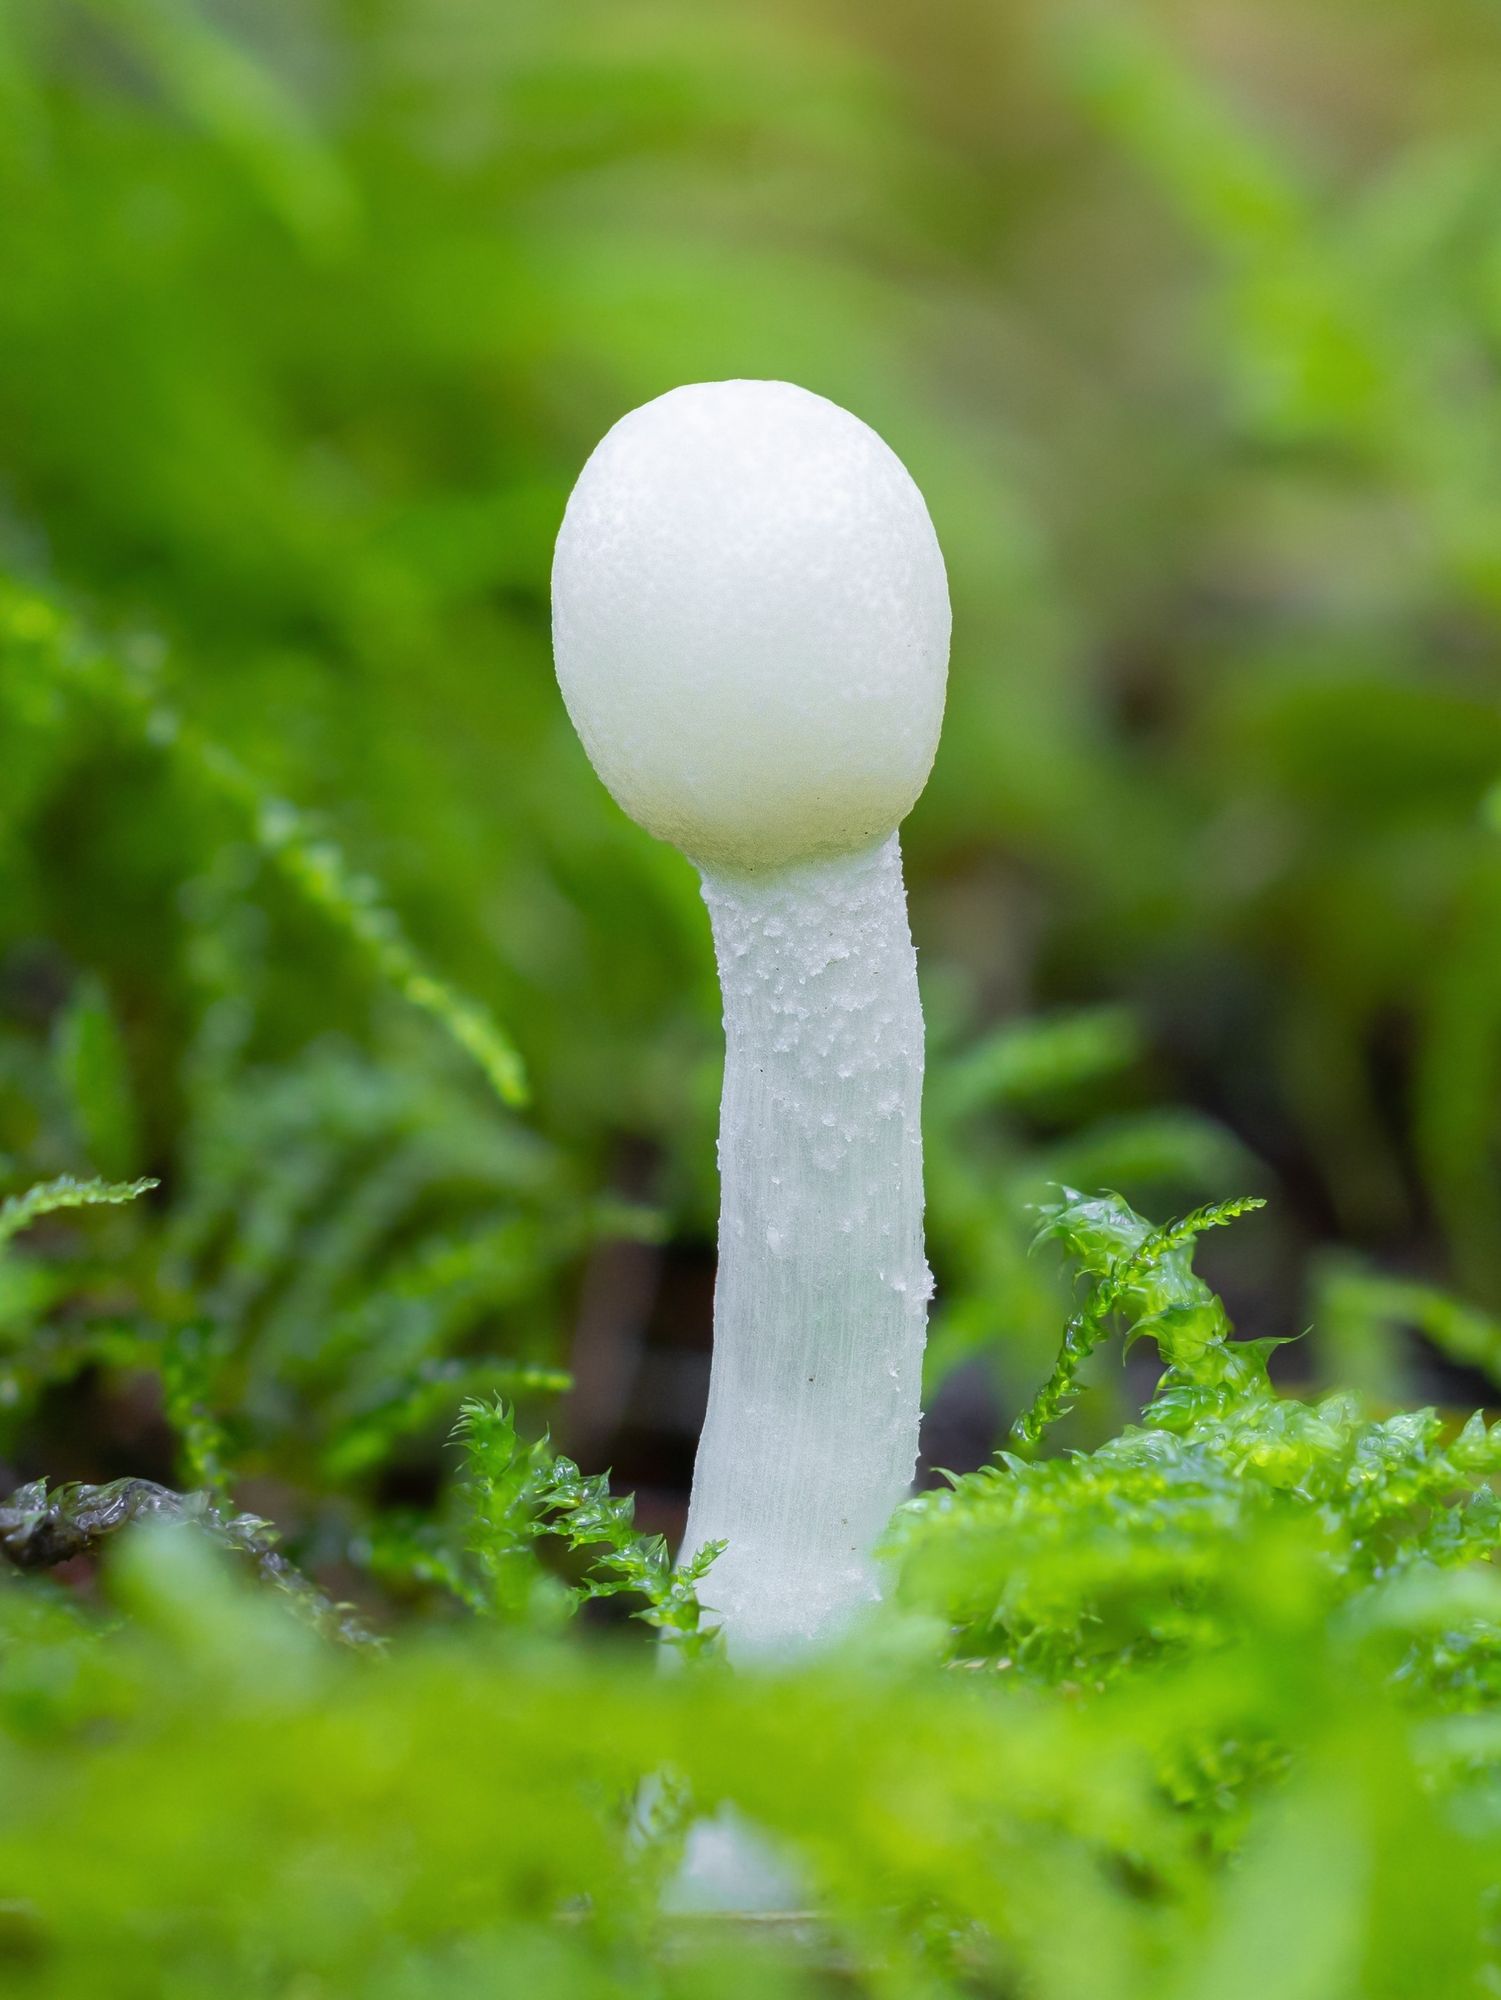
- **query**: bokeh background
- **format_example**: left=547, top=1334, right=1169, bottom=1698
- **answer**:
left=4, top=0, right=1501, bottom=1585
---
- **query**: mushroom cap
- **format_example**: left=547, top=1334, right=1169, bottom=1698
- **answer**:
left=552, top=379, right=950, bottom=871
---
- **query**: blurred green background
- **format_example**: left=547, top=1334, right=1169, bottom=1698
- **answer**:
left=4, top=0, right=1501, bottom=1562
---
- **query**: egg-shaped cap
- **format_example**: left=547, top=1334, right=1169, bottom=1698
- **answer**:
left=551, top=380, right=950, bottom=872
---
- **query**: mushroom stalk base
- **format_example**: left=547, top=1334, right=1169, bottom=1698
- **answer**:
left=685, top=833, right=931, bottom=1659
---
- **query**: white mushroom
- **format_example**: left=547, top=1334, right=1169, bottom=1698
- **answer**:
left=553, top=379, right=949, bottom=1657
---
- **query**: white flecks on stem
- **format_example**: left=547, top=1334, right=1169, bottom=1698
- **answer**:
left=685, top=833, right=931, bottom=1656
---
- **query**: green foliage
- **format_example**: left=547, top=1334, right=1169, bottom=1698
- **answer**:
left=896, top=1194, right=1501, bottom=1706
left=0, top=581, right=527, bottom=1107
left=0, top=1014, right=589, bottom=1480
left=0, top=1174, right=156, bottom=1256
left=922, top=1008, right=1254, bottom=1427
left=1317, top=1261, right=1501, bottom=1394
left=1010, top=1191, right=1268, bottom=1447
left=3, top=1193, right=1501, bottom=1994
left=445, top=1397, right=722, bottom=1655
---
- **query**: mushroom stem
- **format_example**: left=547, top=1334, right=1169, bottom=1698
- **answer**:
left=685, top=832, right=930, bottom=1657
